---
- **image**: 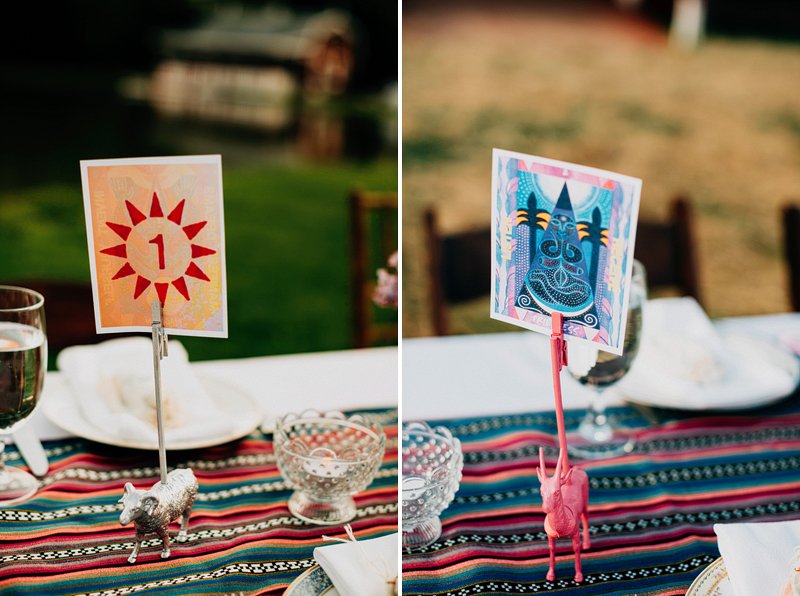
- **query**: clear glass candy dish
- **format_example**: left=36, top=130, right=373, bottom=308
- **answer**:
left=275, top=410, right=385, bottom=525
left=401, top=421, right=463, bottom=549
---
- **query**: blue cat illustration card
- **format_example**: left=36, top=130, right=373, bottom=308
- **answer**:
left=491, top=149, right=641, bottom=355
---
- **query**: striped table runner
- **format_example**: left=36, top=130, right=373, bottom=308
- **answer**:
left=0, top=410, right=397, bottom=595
left=402, top=403, right=800, bottom=595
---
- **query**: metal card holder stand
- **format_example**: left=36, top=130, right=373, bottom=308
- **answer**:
left=549, top=312, right=570, bottom=470
left=151, top=302, right=169, bottom=484
left=536, top=312, right=591, bottom=583
left=117, top=302, right=199, bottom=564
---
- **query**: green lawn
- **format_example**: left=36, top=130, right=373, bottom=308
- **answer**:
left=0, top=160, right=397, bottom=362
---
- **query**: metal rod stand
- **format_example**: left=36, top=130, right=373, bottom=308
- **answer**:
left=151, top=301, right=169, bottom=485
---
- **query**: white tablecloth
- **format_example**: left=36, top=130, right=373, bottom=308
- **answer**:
left=30, top=346, right=398, bottom=441
left=403, top=313, right=800, bottom=420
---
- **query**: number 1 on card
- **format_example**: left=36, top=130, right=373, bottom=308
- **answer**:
left=149, top=234, right=166, bottom=270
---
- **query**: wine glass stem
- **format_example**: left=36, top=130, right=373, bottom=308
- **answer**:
left=590, top=387, right=608, bottom=425
left=578, top=387, right=613, bottom=444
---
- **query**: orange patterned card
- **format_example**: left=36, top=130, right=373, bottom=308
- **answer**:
left=80, top=156, right=227, bottom=337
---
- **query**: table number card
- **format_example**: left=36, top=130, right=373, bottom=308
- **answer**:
left=80, top=155, right=227, bottom=337
left=491, top=149, right=641, bottom=354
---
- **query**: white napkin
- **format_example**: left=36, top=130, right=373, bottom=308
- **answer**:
left=715, top=520, right=800, bottom=596
left=632, top=297, right=727, bottom=382
left=314, top=532, right=398, bottom=596
left=618, top=297, right=800, bottom=409
left=57, top=338, right=235, bottom=443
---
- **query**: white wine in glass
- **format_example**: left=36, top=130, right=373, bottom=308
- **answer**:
left=567, top=261, right=646, bottom=459
left=0, top=286, right=46, bottom=505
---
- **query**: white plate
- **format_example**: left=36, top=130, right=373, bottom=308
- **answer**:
left=41, top=374, right=262, bottom=450
left=687, top=557, right=734, bottom=595
left=620, top=331, right=800, bottom=411
left=285, top=565, right=339, bottom=596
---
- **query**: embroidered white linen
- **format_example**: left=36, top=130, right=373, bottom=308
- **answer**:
left=314, top=532, right=398, bottom=596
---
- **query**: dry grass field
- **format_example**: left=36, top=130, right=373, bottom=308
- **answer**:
left=402, top=1, right=800, bottom=337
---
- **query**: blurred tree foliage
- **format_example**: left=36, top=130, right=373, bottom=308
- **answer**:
left=0, top=0, right=396, bottom=89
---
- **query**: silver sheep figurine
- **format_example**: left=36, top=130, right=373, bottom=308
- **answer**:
left=118, top=468, right=198, bottom=563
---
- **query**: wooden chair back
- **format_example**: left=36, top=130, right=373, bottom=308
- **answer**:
left=425, top=196, right=701, bottom=336
left=349, top=190, right=398, bottom=348
left=425, top=210, right=491, bottom=336
left=782, top=205, right=800, bottom=311
left=634, top=197, right=701, bottom=304
left=1, top=280, right=117, bottom=358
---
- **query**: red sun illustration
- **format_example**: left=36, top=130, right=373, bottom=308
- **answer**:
left=100, top=192, right=216, bottom=305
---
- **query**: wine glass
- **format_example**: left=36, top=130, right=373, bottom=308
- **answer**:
left=0, top=286, right=46, bottom=505
left=566, top=261, right=646, bottom=459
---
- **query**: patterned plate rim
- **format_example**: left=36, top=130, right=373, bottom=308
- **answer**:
left=284, top=565, right=337, bottom=596
left=687, top=557, right=729, bottom=595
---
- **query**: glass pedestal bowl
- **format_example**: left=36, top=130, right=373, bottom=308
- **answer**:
left=275, top=410, right=385, bottom=525
left=402, top=422, right=463, bottom=549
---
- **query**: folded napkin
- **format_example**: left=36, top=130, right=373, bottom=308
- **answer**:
left=57, top=338, right=235, bottom=443
left=635, top=297, right=727, bottom=381
left=314, top=530, right=398, bottom=596
left=715, top=520, right=800, bottom=596
left=617, top=297, right=799, bottom=409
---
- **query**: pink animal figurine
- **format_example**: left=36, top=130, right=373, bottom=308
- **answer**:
left=537, top=448, right=590, bottom=583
